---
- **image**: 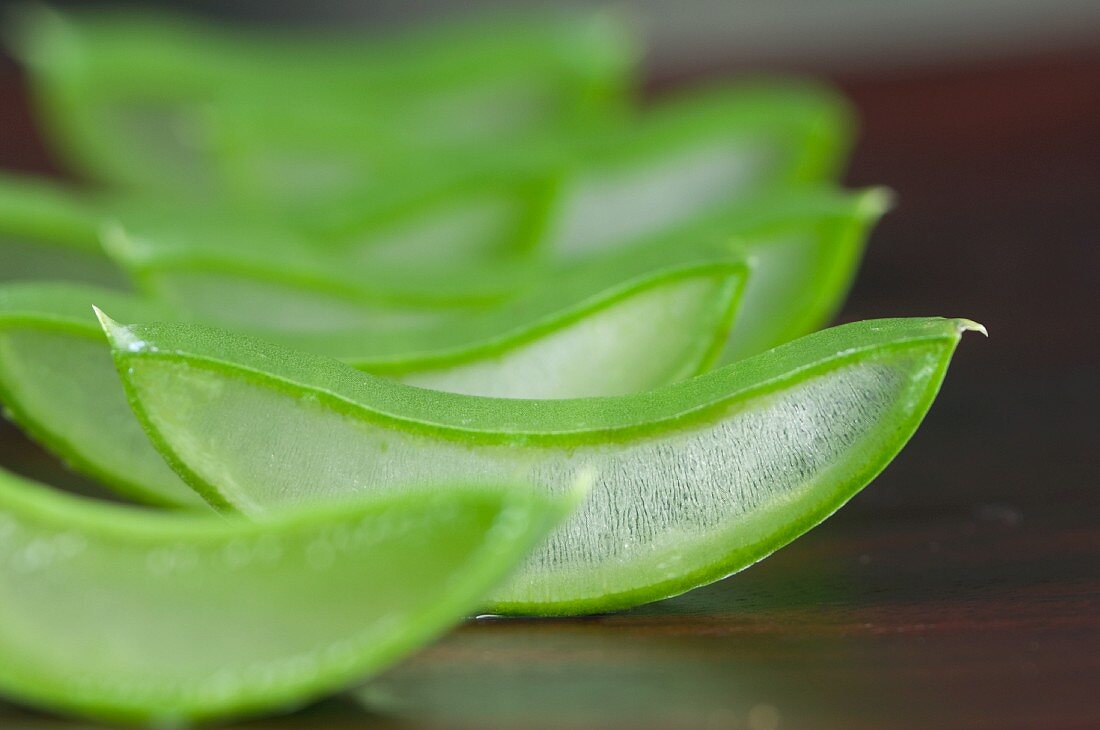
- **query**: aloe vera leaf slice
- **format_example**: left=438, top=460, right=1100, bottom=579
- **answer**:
left=0, top=468, right=569, bottom=724
left=102, top=184, right=870, bottom=339
left=290, top=80, right=853, bottom=263
left=0, top=256, right=738, bottom=506
left=103, top=222, right=521, bottom=332
left=11, top=6, right=637, bottom=192
left=102, top=314, right=982, bottom=614
left=0, top=173, right=126, bottom=288
left=307, top=173, right=558, bottom=267
left=289, top=256, right=747, bottom=398
left=551, top=186, right=886, bottom=362
left=0, top=283, right=204, bottom=508
left=230, top=78, right=847, bottom=254
left=542, top=82, right=854, bottom=258
left=718, top=187, right=889, bottom=361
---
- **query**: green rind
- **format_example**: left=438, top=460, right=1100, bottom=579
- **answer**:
left=291, top=258, right=749, bottom=373
left=0, top=467, right=572, bottom=723
left=104, top=316, right=977, bottom=447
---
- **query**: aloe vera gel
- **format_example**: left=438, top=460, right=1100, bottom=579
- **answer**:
left=0, top=6, right=985, bottom=723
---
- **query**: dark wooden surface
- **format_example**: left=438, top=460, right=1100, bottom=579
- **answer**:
left=1, top=42, right=1098, bottom=729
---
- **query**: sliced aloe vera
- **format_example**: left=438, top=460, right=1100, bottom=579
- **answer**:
left=105, top=185, right=873, bottom=338
left=284, top=252, right=747, bottom=397
left=0, top=284, right=202, bottom=508
left=718, top=187, right=888, bottom=360
left=259, top=80, right=852, bottom=259
left=0, top=252, right=739, bottom=508
left=102, top=220, right=520, bottom=331
left=542, top=82, right=853, bottom=258
left=232, top=79, right=849, bottom=244
left=12, top=6, right=637, bottom=193
left=0, top=173, right=125, bottom=287
left=103, top=314, right=982, bottom=614
left=0, top=467, right=567, bottom=723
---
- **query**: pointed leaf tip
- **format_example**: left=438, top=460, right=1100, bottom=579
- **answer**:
left=93, top=307, right=146, bottom=353
left=90, top=305, right=113, bottom=331
left=859, top=187, right=897, bottom=218
left=956, top=319, right=988, bottom=337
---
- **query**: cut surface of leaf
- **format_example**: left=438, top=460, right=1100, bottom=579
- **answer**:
left=0, top=467, right=566, bottom=723
left=103, top=314, right=981, bottom=614
left=0, top=283, right=202, bottom=508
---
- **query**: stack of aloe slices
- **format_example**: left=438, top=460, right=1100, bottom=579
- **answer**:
left=0, top=6, right=984, bottom=725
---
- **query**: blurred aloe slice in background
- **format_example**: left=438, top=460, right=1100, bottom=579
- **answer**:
left=102, top=218, right=533, bottom=332
left=102, top=314, right=981, bottom=614
left=215, top=78, right=851, bottom=223
left=0, top=284, right=203, bottom=507
left=541, top=82, right=853, bottom=258
left=0, top=253, right=741, bottom=504
left=279, top=253, right=748, bottom=397
left=716, top=187, right=890, bottom=361
left=0, top=469, right=569, bottom=723
left=9, top=5, right=639, bottom=193
left=0, top=172, right=125, bottom=288
left=104, top=186, right=879, bottom=336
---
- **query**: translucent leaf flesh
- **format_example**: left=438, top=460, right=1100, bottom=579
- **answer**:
left=0, top=468, right=566, bottom=722
left=106, top=187, right=875, bottom=345
left=292, top=258, right=747, bottom=398
left=104, top=315, right=980, bottom=614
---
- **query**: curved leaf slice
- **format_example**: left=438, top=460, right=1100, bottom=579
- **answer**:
left=0, top=173, right=125, bottom=287
left=104, top=220, right=524, bottom=331
left=0, top=284, right=203, bottom=508
left=0, top=467, right=568, bottom=723
left=265, top=80, right=852, bottom=255
left=0, top=253, right=741, bottom=506
left=11, top=5, right=637, bottom=193
left=542, top=82, right=854, bottom=258
left=548, top=185, right=887, bottom=362
left=104, top=185, right=875, bottom=339
left=284, top=252, right=747, bottom=397
left=717, top=187, right=889, bottom=360
left=102, top=314, right=982, bottom=614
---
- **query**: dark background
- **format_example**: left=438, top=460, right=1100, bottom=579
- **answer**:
left=0, top=3, right=1097, bottom=727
